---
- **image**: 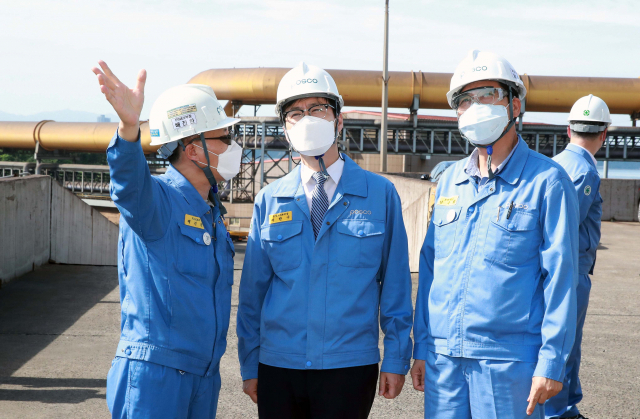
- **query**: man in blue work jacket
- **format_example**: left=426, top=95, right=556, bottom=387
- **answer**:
left=237, top=62, right=414, bottom=419
left=545, top=95, right=610, bottom=419
left=410, top=50, right=580, bottom=419
left=92, top=61, right=241, bottom=418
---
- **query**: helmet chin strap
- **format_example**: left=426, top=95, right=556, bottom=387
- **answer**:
left=462, top=87, right=517, bottom=180
left=313, top=117, right=341, bottom=179
left=187, top=132, right=227, bottom=215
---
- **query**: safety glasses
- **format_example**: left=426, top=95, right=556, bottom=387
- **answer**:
left=452, top=87, right=509, bottom=114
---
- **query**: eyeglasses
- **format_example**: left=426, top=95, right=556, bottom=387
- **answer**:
left=283, top=103, right=335, bottom=124
left=452, top=87, right=509, bottom=114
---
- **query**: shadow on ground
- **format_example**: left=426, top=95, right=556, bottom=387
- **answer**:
left=0, top=265, right=117, bottom=377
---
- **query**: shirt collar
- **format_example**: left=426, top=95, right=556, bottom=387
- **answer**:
left=456, top=135, right=528, bottom=185
left=566, top=143, right=597, bottom=167
left=165, top=165, right=211, bottom=216
left=273, top=154, right=366, bottom=198
left=463, top=139, right=520, bottom=180
left=300, top=155, right=345, bottom=186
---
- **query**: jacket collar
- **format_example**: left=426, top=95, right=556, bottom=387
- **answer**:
left=273, top=154, right=367, bottom=198
left=165, top=165, right=211, bottom=216
left=455, top=135, right=528, bottom=186
left=566, top=143, right=597, bottom=168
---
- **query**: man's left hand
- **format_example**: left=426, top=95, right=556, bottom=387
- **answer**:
left=526, top=376, right=563, bottom=415
left=378, top=372, right=405, bottom=399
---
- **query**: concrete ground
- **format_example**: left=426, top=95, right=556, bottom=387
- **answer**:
left=0, top=221, right=638, bottom=418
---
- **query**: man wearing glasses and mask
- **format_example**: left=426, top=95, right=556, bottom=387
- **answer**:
left=92, top=61, right=241, bottom=418
left=410, top=51, right=579, bottom=418
left=237, top=62, right=413, bottom=419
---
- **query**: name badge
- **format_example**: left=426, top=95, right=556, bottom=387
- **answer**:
left=185, top=214, right=204, bottom=229
left=437, top=196, right=458, bottom=206
left=269, top=211, right=292, bottom=224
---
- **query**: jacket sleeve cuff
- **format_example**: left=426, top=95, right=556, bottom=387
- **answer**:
left=413, top=342, right=430, bottom=361
left=240, top=366, right=258, bottom=381
left=380, top=357, right=411, bottom=375
left=533, top=358, right=565, bottom=382
left=108, top=130, right=141, bottom=154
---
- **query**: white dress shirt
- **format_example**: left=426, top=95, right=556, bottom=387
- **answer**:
left=300, top=155, right=345, bottom=214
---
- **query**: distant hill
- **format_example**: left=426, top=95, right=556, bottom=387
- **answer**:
left=0, top=109, right=120, bottom=123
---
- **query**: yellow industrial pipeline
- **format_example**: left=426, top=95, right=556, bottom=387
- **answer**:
left=190, top=68, right=640, bottom=114
left=0, top=121, right=156, bottom=152
left=1, top=68, right=639, bottom=152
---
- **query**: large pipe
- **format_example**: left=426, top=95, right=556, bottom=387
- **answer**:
left=0, top=121, right=157, bottom=152
left=190, top=68, right=640, bottom=115
left=2, top=68, right=640, bottom=152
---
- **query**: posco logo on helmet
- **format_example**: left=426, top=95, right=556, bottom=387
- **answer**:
left=296, top=78, right=318, bottom=85
left=471, top=66, right=488, bottom=72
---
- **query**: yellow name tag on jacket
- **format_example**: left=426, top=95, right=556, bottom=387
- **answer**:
left=269, top=211, right=292, bottom=224
left=437, top=196, right=459, bottom=206
left=184, top=215, right=204, bottom=229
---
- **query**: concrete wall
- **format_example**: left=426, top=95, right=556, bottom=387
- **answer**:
left=0, top=176, right=118, bottom=286
left=50, top=180, right=118, bottom=265
left=600, top=179, right=640, bottom=222
left=380, top=174, right=435, bottom=272
left=0, top=176, right=51, bottom=284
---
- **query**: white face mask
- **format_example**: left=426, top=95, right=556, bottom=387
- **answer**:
left=285, top=116, right=336, bottom=156
left=194, top=141, right=242, bottom=181
left=458, top=103, right=509, bottom=145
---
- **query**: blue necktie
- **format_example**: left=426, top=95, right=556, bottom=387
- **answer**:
left=311, top=172, right=329, bottom=240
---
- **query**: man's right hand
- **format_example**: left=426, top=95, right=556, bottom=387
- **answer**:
left=243, top=379, right=258, bottom=403
left=91, top=60, right=146, bottom=142
left=410, top=359, right=426, bottom=392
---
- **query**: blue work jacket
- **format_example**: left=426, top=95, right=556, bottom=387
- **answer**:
left=237, top=155, right=413, bottom=380
left=107, top=132, right=234, bottom=377
left=553, top=144, right=602, bottom=275
left=413, top=137, right=579, bottom=382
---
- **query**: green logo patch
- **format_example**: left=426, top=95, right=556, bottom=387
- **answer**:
left=583, top=110, right=590, bottom=116
left=584, top=185, right=591, bottom=196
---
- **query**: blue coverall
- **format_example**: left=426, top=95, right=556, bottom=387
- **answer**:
left=105, top=132, right=235, bottom=418
left=414, top=137, right=580, bottom=418
left=546, top=143, right=602, bottom=419
left=237, top=155, right=413, bottom=380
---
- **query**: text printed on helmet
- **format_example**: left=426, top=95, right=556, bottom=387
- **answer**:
left=296, top=78, right=318, bottom=85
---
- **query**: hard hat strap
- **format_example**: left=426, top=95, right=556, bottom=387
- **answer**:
left=570, top=123, right=607, bottom=133
left=189, top=132, right=219, bottom=188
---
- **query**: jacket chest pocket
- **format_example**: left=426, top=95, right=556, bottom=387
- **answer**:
left=177, top=222, right=212, bottom=278
left=432, top=206, right=461, bottom=259
left=336, top=219, right=385, bottom=268
left=484, top=209, right=540, bottom=266
left=261, top=221, right=303, bottom=273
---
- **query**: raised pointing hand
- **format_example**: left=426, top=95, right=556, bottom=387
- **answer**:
left=91, top=60, right=146, bottom=141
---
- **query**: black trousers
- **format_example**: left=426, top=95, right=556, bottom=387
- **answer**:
left=257, top=362, right=379, bottom=419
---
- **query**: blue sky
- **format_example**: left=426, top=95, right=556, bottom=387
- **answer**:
left=1, top=0, right=638, bottom=125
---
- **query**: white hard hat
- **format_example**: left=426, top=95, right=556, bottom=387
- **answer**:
left=275, top=62, right=344, bottom=116
left=447, top=50, right=527, bottom=108
left=568, top=94, right=612, bottom=133
left=149, top=84, right=239, bottom=147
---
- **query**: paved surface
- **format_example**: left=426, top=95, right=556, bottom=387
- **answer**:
left=0, top=222, right=638, bottom=418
